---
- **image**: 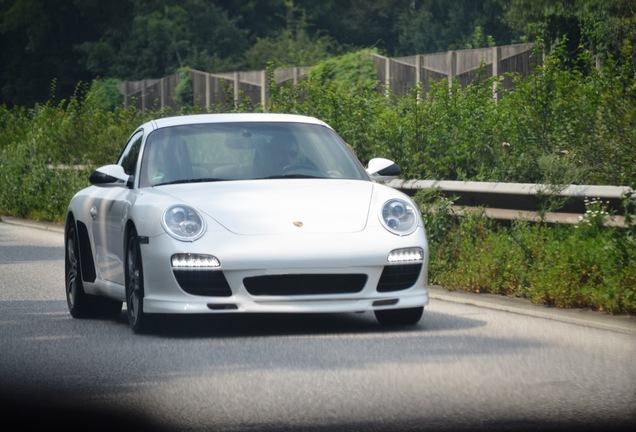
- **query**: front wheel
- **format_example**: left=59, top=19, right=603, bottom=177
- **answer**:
left=65, top=221, right=122, bottom=318
left=126, top=228, right=152, bottom=333
left=375, top=306, right=424, bottom=326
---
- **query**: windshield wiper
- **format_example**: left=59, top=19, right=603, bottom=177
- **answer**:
left=155, top=177, right=223, bottom=186
left=262, top=174, right=325, bottom=179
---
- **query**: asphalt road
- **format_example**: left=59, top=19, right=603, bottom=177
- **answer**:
left=1, top=218, right=635, bottom=432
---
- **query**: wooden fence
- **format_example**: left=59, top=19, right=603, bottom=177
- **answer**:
left=118, top=43, right=535, bottom=112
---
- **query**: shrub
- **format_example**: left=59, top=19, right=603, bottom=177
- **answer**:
left=423, top=194, right=636, bottom=314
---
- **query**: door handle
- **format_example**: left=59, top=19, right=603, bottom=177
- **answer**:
left=90, top=205, right=98, bottom=220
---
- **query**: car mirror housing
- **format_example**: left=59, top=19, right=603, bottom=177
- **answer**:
left=366, top=158, right=401, bottom=181
left=89, top=164, right=133, bottom=188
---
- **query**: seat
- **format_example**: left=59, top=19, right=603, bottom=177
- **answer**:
left=159, top=138, right=192, bottom=182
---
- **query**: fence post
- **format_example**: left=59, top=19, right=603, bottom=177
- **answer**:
left=233, top=72, right=239, bottom=105
left=447, top=51, right=457, bottom=89
left=492, top=46, right=501, bottom=101
left=261, top=70, right=267, bottom=110
left=204, top=72, right=209, bottom=108
left=141, top=79, right=147, bottom=114
left=160, top=77, right=166, bottom=109
left=123, top=81, right=129, bottom=108
left=385, top=56, right=391, bottom=97
left=415, top=55, right=421, bottom=93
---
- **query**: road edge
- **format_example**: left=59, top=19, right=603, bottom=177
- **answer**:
left=3, top=215, right=635, bottom=335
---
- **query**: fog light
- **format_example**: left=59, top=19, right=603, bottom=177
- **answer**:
left=171, top=253, right=221, bottom=268
left=387, top=247, right=423, bottom=262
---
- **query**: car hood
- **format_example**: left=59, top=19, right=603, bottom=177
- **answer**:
left=158, top=179, right=375, bottom=235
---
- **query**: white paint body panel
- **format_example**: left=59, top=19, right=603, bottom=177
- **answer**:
left=66, top=113, right=429, bottom=317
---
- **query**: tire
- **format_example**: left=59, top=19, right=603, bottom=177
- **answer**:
left=65, top=222, right=91, bottom=318
left=125, top=228, right=152, bottom=333
left=374, top=306, right=424, bottom=326
left=65, top=220, right=123, bottom=319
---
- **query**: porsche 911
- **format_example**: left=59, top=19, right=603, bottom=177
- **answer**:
left=64, top=113, right=429, bottom=333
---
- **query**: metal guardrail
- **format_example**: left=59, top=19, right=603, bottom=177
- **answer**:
left=48, top=164, right=634, bottom=226
left=386, top=179, right=635, bottom=227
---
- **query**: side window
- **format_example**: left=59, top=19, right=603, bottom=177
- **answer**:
left=119, top=131, right=144, bottom=176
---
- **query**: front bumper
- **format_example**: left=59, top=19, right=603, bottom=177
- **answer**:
left=140, top=227, right=429, bottom=314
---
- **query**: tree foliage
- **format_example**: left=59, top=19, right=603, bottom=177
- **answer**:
left=498, top=0, right=636, bottom=63
left=1, top=0, right=634, bottom=107
left=242, top=4, right=339, bottom=69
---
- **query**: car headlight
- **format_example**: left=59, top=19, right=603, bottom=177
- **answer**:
left=380, top=199, right=418, bottom=235
left=162, top=205, right=206, bottom=241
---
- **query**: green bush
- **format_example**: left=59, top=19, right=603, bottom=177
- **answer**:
left=0, top=81, right=150, bottom=221
left=414, top=194, right=636, bottom=314
left=0, top=137, right=92, bottom=221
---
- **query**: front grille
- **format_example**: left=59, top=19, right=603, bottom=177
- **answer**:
left=173, top=269, right=232, bottom=296
left=244, top=274, right=367, bottom=296
left=377, top=264, right=422, bottom=292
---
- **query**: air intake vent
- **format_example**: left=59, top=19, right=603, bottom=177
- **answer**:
left=173, top=269, right=232, bottom=296
left=377, top=264, right=422, bottom=292
left=244, top=274, right=367, bottom=296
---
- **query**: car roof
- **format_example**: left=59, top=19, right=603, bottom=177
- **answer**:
left=147, top=113, right=331, bottom=130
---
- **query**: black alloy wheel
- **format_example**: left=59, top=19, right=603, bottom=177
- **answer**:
left=65, top=223, right=90, bottom=318
left=65, top=221, right=122, bottom=318
left=126, top=228, right=151, bottom=333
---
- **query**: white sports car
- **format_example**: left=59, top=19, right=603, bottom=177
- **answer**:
left=65, top=113, right=429, bottom=333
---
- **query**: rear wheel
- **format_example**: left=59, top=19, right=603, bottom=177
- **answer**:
left=65, top=223, right=90, bottom=318
left=126, top=228, right=152, bottom=333
left=65, top=221, right=122, bottom=318
left=375, top=306, right=424, bottom=326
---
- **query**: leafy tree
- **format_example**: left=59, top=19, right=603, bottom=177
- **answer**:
left=394, top=0, right=512, bottom=55
left=77, top=0, right=249, bottom=79
left=216, top=0, right=288, bottom=41
left=497, top=0, right=636, bottom=65
left=242, top=2, right=339, bottom=69
left=0, top=0, right=107, bottom=107
left=1, top=0, right=633, bottom=109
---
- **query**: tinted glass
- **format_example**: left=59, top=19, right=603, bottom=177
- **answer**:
left=118, top=131, right=144, bottom=176
left=139, top=122, right=368, bottom=187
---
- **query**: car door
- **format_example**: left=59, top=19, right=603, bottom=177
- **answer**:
left=91, top=130, right=143, bottom=285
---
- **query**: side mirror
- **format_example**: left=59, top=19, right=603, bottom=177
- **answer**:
left=90, top=165, right=133, bottom=188
left=366, top=158, right=401, bottom=181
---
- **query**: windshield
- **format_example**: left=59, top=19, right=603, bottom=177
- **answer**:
left=139, top=122, right=368, bottom=187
